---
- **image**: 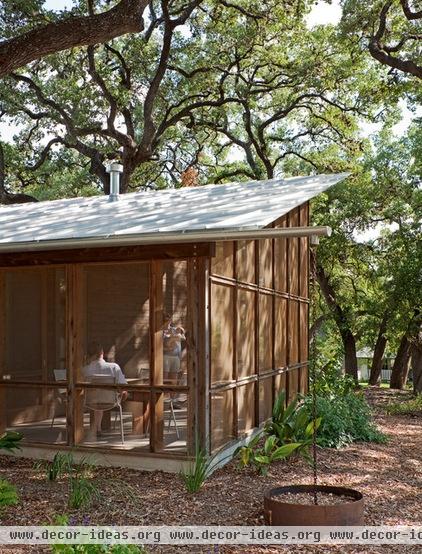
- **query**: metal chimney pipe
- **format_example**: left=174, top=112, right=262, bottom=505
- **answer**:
left=106, top=162, right=123, bottom=202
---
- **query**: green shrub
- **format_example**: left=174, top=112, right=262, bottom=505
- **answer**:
left=311, top=363, right=355, bottom=397
left=385, top=394, right=422, bottom=416
left=0, top=479, right=18, bottom=512
left=0, top=431, right=22, bottom=452
left=304, top=392, right=387, bottom=448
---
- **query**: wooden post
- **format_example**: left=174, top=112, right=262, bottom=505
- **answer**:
left=187, top=259, right=198, bottom=455
left=0, top=271, right=5, bottom=433
left=150, top=261, right=164, bottom=452
left=67, top=265, right=84, bottom=446
left=196, top=257, right=210, bottom=454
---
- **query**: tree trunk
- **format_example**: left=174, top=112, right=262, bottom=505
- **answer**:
left=390, top=334, right=412, bottom=389
left=410, top=326, right=422, bottom=395
left=315, top=259, right=358, bottom=383
left=369, top=313, right=388, bottom=385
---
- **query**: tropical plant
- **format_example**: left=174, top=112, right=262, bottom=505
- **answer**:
left=0, top=431, right=22, bottom=452
left=0, top=479, right=18, bottom=512
left=238, top=435, right=301, bottom=476
left=265, top=391, right=322, bottom=454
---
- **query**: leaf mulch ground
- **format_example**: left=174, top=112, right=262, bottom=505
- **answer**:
left=1, top=387, right=420, bottom=554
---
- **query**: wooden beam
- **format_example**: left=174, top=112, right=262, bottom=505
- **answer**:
left=0, top=242, right=216, bottom=268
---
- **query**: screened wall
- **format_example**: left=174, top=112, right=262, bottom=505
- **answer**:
left=210, top=203, right=310, bottom=451
left=0, top=260, right=191, bottom=455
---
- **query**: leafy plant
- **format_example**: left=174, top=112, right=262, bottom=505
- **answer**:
left=265, top=392, right=322, bottom=457
left=385, top=394, right=422, bottom=416
left=0, top=479, right=18, bottom=512
left=68, top=474, right=100, bottom=510
left=304, top=392, right=387, bottom=448
left=240, top=436, right=301, bottom=476
left=0, top=431, right=22, bottom=452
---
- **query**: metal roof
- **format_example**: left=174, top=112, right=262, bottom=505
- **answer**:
left=0, top=173, right=348, bottom=251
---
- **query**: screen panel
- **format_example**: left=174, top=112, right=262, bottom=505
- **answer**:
left=236, top=241, right=255, bottom=284
left=212, top=241, right=234, bottom=278
left=274, top=296, right=287, bottom=369
left=299, top=203, right=309, bottom=298
left=287, top=368, right=299, bottom=403
left=258, top=239, right=273, bottom=289
left=274, top=216, right=288, bottom=293
left=83, top=263, right=150, bottom=381
left=211, top=283, right=234, bottom=385
left=3, top=268, right=65, bottom=383
left=288, top=299, right=299, bottom=365
left=288, top=209, right=299, bottom=296
left=4, top=385, right=67, bottom=444
left=237, top=289, right=255, bottom=379
left=259, top=376, right=273, bottom=424
left=258, top=294, right=273, bottom=373
left=211, top=389, right=234, bottom=450
left=237, top=383, right=255, bottom=435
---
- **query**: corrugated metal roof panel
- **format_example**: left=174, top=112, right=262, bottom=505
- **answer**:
left=0, top=173, right=348, bottom=248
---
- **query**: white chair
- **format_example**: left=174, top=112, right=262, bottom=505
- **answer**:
left=51, top=369, right=67, bottom=428
left=165, top=396, right=180, bottom=439
left=84, top=374, right=125, bottom=444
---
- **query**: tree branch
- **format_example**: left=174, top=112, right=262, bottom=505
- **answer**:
left=0, top=0, right=148, bottom=77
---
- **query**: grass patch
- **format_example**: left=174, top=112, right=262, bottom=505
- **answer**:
left=385, top=395, right=422, bottom=416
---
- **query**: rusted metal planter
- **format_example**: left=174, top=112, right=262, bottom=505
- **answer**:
left=264, top=484, right=364, bottom=526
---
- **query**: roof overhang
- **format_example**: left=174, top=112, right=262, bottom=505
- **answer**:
left=0, top=225, right=331, bottom=253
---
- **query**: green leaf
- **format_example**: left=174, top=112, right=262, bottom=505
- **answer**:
left=271, top=443, right=301, bottom=461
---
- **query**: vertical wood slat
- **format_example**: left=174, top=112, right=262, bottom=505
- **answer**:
left=254, top=241, right=259, bottom=428
left=285, top=212, right=290, bottom=406
left=197, top=257, right=210, bottom=454
left=67, top=265, right=84, bottom=446
left=41, top=271, right=49, bottom=419
left=0, top=271, right=5, bottom=433
left=187, top=259, right=197, bottom=456
left=150, top=260, right=164, bottom=452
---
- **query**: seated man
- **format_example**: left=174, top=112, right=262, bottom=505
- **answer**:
left=82, top=341, right=128, bottom=436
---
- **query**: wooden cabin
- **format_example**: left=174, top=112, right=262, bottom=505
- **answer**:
left=0, top=172, right=347, bottom=471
